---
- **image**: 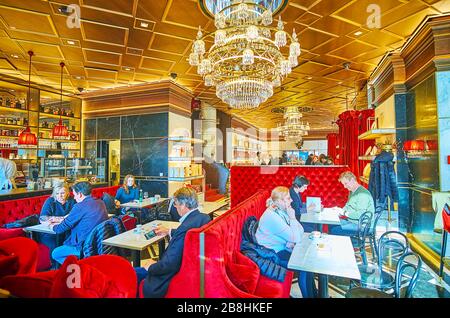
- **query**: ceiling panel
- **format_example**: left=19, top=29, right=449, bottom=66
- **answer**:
left=0, top=0, right=447, bottom=132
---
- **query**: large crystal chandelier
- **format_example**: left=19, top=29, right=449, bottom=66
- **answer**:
left=277, top=106, right=310, bottom=141
left=189, top=0, right=300, bottom=109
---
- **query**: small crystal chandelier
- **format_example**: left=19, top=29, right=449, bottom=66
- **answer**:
left=189, top=0, right=301, bottom=109
left=277, top=106, right=310, bottom=141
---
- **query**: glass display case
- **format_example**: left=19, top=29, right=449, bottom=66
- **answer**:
left=40, top=158, right=106, bottom=182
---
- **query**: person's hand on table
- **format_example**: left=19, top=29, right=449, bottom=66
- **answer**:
left=114, top=199, right=121, bottom=208
left=142, top=259, right=157, bottom=270
left=154, top=225, right=170, bottom=236
left=307, top=203, right=316, bottom=211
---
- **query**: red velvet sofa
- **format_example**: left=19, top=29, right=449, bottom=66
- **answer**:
left=0, top=237, right=39, bottom=279
left=0, top=254, right=137, bottom=298
left=230, top=166, right=350, bottom=208
left=0, top=185, right=120, bottom=240
left=163, top=190, right=294, bottom=298
left=0, top=185, right=119, bottom=271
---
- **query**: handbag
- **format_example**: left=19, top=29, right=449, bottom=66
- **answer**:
left=2, top=214, right=39, bottom=229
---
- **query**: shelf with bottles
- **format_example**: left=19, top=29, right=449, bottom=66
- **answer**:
left=168, top=163, right=203, bottom=180
left=167, top=175, right=205, bottom=182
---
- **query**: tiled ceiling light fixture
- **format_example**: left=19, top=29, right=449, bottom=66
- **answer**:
left=191, top=0, right=299, bottom=109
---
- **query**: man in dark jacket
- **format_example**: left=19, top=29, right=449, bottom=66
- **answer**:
left=289, top=175, right=315, bottom=232
left=47, top=181, right=108, bottom=265
left=138, top=187, right=210, bottom=298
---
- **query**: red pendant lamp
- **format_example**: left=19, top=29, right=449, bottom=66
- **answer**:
left=18, top=50, right=37, bottom=147
left=52, top=62, right=69, bottom=139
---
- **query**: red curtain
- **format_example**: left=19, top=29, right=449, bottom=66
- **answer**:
left=327, top=133, right=339, bottom=163
left=336, top=109, right=375, bottom=178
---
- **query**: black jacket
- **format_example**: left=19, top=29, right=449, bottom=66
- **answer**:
left=289, top=187, right=306, bottom=222
left=143, top=209, right=210, bottom=298
left=368, top=151, right=398, bottom=210
left=81, top=216, right=126, bottom=258
left=240, top=216, right=287, bottom=282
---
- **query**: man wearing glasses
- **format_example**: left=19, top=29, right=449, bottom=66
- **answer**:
left=136, top=187, right=211, bottom=298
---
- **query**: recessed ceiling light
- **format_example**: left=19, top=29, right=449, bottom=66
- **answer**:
left=11, top=54, right=19, bottom=58
left=10, top=26, right=16, bottom=30
left=338, top=81, right=343, bottom=85
left=124, top=67, right=131, bottom=71
left=10, top=89, right=15, bottom=92
left=75, top=76, right=82, bottom=79
left=354, top=31, right=363, bottom=36
left=140, top=22, right=149, bottom=28
left=306, top=76, right=312, bottom=80
left=67, top=40, right=76, bottom=45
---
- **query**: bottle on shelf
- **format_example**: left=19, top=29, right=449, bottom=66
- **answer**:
left=139, top=189, right=143, bottom=203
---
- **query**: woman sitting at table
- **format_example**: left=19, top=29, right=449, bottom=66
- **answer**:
left=39, top=182, right=75, bottom=252
left=115, top=175, right=139, bottom=208
left=256, top=186, right=316, bottom=298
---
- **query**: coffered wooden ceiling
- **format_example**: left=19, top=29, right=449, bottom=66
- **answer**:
left=0, top=0, right=448, bottom=133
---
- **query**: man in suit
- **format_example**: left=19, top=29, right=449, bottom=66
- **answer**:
left=289, top=175, right=316, bottom=232
left=137, top=187, right=210, bottom=298
left=46, top=181, right=108, bottom=265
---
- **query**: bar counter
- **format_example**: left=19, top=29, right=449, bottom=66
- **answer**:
left=0, top=182, right=109, bottom=201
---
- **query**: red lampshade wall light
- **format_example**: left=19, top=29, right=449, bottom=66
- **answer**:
left=52, top=62, right=69, bottom=139
left=18, top=50, right=37, bottom=147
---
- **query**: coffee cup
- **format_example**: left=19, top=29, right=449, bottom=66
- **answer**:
left=311, top=231, right=321, bottom=239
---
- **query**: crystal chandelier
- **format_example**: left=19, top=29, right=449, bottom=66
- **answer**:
left=189, top=0, right=300, bottom=109
left=277, top=106, right=310, bottom=141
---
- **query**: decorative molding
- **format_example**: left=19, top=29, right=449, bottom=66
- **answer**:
left=82, top=80, right=193, bottom=118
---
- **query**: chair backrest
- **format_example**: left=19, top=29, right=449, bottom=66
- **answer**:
left=377, top=231, right=409, bottom=268
left=356, top=211, right=373, bottom=245
left=81, top=217, right=126, bottom=258
left=118, top=214, right=137, bottom=231
left=371, top=210, right=383, bottom=233
left=394, top=251, right=422, bottom=298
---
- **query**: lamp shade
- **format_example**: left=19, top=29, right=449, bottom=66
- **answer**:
left=426, top=140, right=438, bottom=151
left=410, top=140, right=425, bottom=151
left=403, top=140, right=412, bottom=151
left=52, top=118, right=69, bottom=139
left=18, top=126, right=37, bottom=146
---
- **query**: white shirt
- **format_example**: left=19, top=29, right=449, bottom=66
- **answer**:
left=255, top=206, right=304, bottom=253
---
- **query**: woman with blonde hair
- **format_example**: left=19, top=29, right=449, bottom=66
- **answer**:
left=39, top=182, right=75, bottom=252
left=256, top=186, right=316, bottom=298
left=115, top=174, right=139, bottom=207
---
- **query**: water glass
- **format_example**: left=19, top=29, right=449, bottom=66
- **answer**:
left=143, top=192, right=149, bottom=200
left=39, top=215, right=50, bottom=224
left=154, top=194, right=161, bottom=201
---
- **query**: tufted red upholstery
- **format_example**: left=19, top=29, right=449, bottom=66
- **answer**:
left=0, top=254, right=137, bottom=298
left=230, top=166, right=349, bottom=209
left=91, top=185, right=120, bottom=199
left=0, top=185, right=120, bottom=271
left=165, top=190, right=294, bottom=298
left=0, top=195, right=50, bottom=227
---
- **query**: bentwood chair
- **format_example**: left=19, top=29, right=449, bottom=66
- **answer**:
left=354, top=231, right=410, bottom=292
left=367, top=209, right=384, bottom=262
left=351, top=211, right=373, bottom=265
left=346, top=251, right=422, bottom=298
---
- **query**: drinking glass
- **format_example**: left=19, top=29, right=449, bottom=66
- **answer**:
left=143, top=192, right=149, bottom=200
left=39, top=215, right=50, bottom=224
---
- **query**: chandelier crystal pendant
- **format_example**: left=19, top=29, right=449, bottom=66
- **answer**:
left=52, top=62, right=69, bottom=140
left=277, top=106, right=310, bottom=141
left=189, top=0, right=301, bottom=109
left=18, top=50, right=37, bottom=147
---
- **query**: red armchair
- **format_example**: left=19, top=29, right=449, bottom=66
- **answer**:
left=0, top=237, right=39, bottom=279
left=163, top=190, right=294, bottom=298
left=0, top=254, right=137, bottom=298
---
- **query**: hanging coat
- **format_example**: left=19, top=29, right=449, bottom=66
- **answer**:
left=368, top=151, right=398, bottom=210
